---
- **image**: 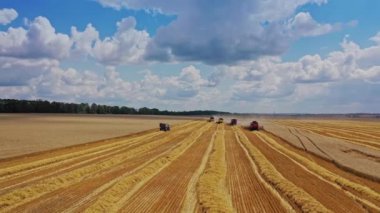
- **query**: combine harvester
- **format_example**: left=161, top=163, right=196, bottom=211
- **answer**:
left=159, top=123, right=170, bottom=131
left=217, top=118, right=224, bottom=124
left=208, top=116, right=215, bottom=122
left=230, top=119, right=237, bottom=126
left=249, top=121, right=259, bottom=131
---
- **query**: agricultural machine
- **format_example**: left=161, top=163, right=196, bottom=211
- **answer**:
left=230, top=119, right=237, bottom=125
left=249, top=121, right=259, bottom=131
left=209, top=116, right=215, bottom=122
left=159, top=123, right=171, bottom=131
left=217, top=118, right=224, bottom=124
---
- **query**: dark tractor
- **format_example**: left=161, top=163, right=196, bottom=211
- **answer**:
left=217, top=118, right=224, bottom=124
left=249, top=121, right=259, bottom=131
left=230, top=119, right=237, bottom=126
left=209, top=116, right=215, bottom=122
left=159, top=123, right=170, bottom=131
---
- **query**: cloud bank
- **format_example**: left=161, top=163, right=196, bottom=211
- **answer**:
left=96, top=0, right=339, bottom=64
left=0, top=4, right=379, bottom=113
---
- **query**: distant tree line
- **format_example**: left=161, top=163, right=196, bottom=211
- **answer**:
left=0, top=99, right=230, bottom=116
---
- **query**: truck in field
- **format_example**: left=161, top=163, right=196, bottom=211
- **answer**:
left=230, top=119, right=237, bottom=125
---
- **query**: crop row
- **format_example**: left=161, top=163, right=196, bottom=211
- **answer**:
left=0, top=121, right=205, bottom=212
left=255, top=131, right=380, bottom=211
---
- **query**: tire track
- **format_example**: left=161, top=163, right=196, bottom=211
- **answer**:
left=288, top=128, right=307, bottom=151
left=294, top=130, right=333, bottom=160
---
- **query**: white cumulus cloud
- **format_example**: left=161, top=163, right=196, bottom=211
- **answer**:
left=71, top=24, right=100, bottom=56
left=95, top=0, right=343, bottom=64
left=92, top=17, right=150, bottom=65
left=0, top=8, right=18, bottom=25
left=221, top=32, right=380, bottom=104
left=287, top=12, right=335, bottom=37
left=0, top=16, right=72, bottom=59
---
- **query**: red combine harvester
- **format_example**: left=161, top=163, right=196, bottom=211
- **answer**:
left=249, top=121, right=259, bottom=131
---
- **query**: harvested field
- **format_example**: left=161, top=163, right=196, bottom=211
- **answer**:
left=262, top=119, right=380, bottom=181
left=272, top=119, right=380, bottom=149
left=0, top=114, right=191, bottom=159
left=0, top=120, right=380, bottom=212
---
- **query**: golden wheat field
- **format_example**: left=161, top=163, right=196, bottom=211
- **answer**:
left=0, top=114, right=190, bottom=159
left=0, top=118, right=380, bottom=212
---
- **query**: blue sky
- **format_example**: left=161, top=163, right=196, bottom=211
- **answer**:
left=0, top=0, right=379, bottom=113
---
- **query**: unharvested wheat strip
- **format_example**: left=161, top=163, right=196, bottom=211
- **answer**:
left=82, top=123, right=212, bottom=213
left=0, top=122, right=204, bottom=212
left=256, top=131, right=380, bottom=207
left=0, top=122, right=201, bottom=193
left=0, top=121, right=197, bottom=180
left=196, top=124, right=235, bottom=213
left=235, top=128, right=331, bottom=213
left=62, top=126, right=205, bottom=213
left=181, top=127, right=217, bottom=213
left=255, top=132, right=380, bottom=212
left=231, top=126, right=294, bottom=212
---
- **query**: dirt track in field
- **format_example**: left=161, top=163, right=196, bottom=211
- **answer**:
left=1, top=121, right=380, bottom=212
